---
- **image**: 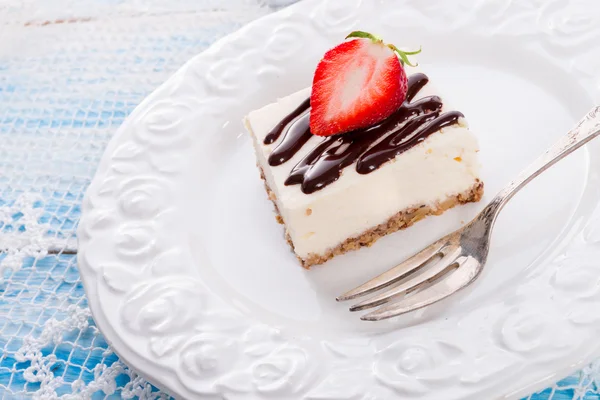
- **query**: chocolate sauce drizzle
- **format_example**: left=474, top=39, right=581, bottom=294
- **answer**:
left=264, top=73, right=464, bottom=194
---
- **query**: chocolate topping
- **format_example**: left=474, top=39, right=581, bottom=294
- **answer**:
left=264, top=98, right=310, bottom=145
left=263, top=73, right=464, bottom=194
left=267, top=109, right=311, bottom=166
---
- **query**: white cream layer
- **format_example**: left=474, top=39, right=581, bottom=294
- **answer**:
left=245, top=77, right=481, bottom=260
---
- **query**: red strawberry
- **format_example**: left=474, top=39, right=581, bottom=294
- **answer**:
left=310, top=31, right=421, bottom=137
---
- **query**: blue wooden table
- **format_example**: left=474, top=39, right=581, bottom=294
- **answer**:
left=0, top=0, right=597, bottom=398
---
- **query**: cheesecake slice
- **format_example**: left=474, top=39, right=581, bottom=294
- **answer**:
left=244, top=33, right=483, bottom=268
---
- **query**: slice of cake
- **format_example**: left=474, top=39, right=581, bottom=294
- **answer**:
left=244, top=31, right=483, bottom=268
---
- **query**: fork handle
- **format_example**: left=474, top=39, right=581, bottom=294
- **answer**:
left=490, top=106, right=600, bottom=213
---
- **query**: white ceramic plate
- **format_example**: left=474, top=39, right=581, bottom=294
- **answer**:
left=77, top=0, right=600, bottom=398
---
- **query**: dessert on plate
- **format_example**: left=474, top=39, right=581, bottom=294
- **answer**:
left=244, top=31, right=483, bottom=268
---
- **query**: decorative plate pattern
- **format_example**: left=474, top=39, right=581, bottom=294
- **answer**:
left=77, top=0, right=600, bottom=398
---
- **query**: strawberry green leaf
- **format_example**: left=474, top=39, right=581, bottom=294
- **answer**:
left=346, top=31, right=421, bottom=67
left=346, top=31, right=382, bottom=42
left=387, top=44, right=421, bottom=67
left=400, top=47, right=422, bottom=55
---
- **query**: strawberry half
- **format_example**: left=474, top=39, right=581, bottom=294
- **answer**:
left=310, top=31, right=421, bottom=137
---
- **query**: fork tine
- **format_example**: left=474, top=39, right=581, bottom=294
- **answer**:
left=349, top=245, right=461, bottom=311
left=361, top=256, right=481, bottom=321
left=336, top=240, right=445, bottom=302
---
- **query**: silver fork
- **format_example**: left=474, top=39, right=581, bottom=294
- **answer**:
left=337, top=106, right=600, bottom=321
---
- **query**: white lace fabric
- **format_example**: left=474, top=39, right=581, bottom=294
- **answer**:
left=0, top=0, right=597, bottom=399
